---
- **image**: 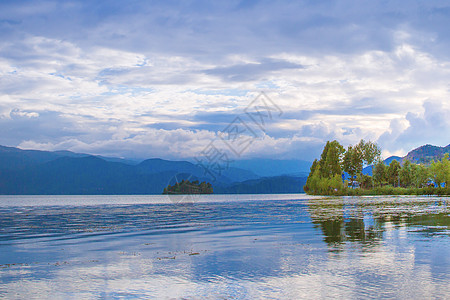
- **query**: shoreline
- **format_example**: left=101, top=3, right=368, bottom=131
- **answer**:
left=307, top=186, right=450, bottom=196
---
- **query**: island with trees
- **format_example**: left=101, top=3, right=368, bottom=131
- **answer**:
left=304, top=140, right=450, bottom=196
left=163, top=179, right=213, bottom=195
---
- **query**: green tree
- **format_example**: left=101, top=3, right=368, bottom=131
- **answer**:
left=342, top=145, right=363, bottom=181
left=319, top=142, right=331, bottom=175
left=305, top=168, right=323, bottom=194
left=444, top=154, right=450, bottom=186
left=372, top=159, right=386, bottom=187
left=324, top=141, right=345, bottom=177
left=304, top=159, right=319, bottom=193
left=411, top=164, right=429, bottom=188
left=163, top=179, right=213, bottom=194
left=329, top=174, right=345, bottom=193
left=304, top=141, right=345, bottom=194
left=357, top=173, right=373, bottom=189
left=387, top=160, right=401, bottom=187
left=430, top=153, right=450, bottom=187
left=318, top=140, right=345, bottom=178
left=355, top=139, right=381, bottom=166
left=399, top=160, right=413, bottom=187
left=343, top=140, right=381, bottom=185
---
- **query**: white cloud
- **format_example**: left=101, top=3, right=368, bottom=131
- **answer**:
left=1, top=1, right=450, bottom=160
left=3, top=37, right=450, bottom=160
left=10, top=108, right=39, bottom=118
left=378, top=100, right=450, bottom=156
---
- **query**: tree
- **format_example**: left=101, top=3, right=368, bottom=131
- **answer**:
left=387, top=160, right=401, bottom=187
left=355, top=139, right=381, bottom=166
left=372, top=159, right=386, bottom=187
left=342, top=145, right=363, bottom=181
left=319, top=142, right=331, bottom=175
left=358, top=173, right=373, bottom=189
left=163, top=179, right=213, bottom=194
left=411, top=164, right=429, bottom=188
left=342, top=140, right=381, bottom=185
left=304, top=159, right=319, bottom=193
left=304, top=141, right=345, bottom=194
left=430, top=153, right=450, bottom=187
left=319, top=140, right=345, bottom=178
left=443, top=154, right=450, bottom=186
left=399, top=160, right=413, bottom=187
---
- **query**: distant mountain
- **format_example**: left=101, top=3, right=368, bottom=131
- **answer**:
left=215, top=176, right=307, bottom=194
left=359, top=143, right=449, bottom=177
left=137, top=158, right=259, bottom=183
left=0, top=145, right=70, bottom=170
left=0, top=155, right=171, bottom=194
left=0, top=145, right=266, bottom=195
left=230, top=158, right=312, bottom=177
left=0, top=145, right=136, bottom=171
left=362, top=156, right=402, bottom=176
left=383, top=156, right=402, bottom=165
left=403, top=144, right=450, bottom=164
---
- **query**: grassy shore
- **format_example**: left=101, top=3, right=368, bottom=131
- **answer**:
left=308, top=186, right=450, bottom=196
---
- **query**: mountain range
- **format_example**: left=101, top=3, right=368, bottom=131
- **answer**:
left=1, top=143, right=447, bottom=195
left=0, top=145, right=308, bottom=195
left=403, top=144, right=450, bottom=163
left=362, top=144, right=449, bottom=176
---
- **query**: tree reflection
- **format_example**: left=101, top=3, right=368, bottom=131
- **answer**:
left=307, top=198, right=448, bottom=251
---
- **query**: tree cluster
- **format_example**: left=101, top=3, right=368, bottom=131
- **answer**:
left=304, top=139, right=450, bottom=195
left=163, top=179, right=213, bottom=194
left=372, top=153, right=450, bottom=189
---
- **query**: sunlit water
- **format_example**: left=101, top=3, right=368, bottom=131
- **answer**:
left=0, top=194, right=449, bottom=299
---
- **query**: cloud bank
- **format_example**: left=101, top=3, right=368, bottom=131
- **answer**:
left=1, top=1, right=450, bottom=160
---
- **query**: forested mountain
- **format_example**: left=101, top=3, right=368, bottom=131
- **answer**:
left=403, top=144, right=450, bottom=163
left=231, top=159, right=312, bottom=177
left=3, top=142, right=445, bottom=195
left=215, top=176, right=307, bottom=194
left=0, top=145, right=306, bottom=194
left=363, top=143, right=449, bottom=176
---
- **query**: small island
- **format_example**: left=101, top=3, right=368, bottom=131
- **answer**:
left=163, top=179, right=213, bottom=195
left=304, top=140, right=450, bottom=196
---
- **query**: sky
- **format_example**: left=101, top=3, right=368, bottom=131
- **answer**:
left=1, top=0, right=450, bottom=161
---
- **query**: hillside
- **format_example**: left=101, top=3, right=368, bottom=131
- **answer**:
left=0, top=145, right=308, bottom=195
left=403, top=144, right=450, bottom=164
left=215, top=176, right=307, bottom=194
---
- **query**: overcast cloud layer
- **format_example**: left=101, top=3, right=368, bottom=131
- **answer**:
left=1, top=0, right=450, bottom=161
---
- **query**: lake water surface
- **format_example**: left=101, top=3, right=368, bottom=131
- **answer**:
left=0, top=194, right=449, bottom=299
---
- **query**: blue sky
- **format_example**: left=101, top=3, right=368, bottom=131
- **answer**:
left=1, top=0, right=450, bottom=161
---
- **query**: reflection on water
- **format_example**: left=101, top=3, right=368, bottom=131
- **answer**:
left=308, top=197, right=449, bottom=251
left=0, top=195, right=449, bottom=299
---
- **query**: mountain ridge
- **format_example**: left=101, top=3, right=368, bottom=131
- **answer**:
left=2, top=142, right=446, bottom=195
left=0, top=145, right=306, bottom=195
left=403, top=144, right=450, bottom=164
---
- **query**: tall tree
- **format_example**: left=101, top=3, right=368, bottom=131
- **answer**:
left=342, top=145, right=363, bottom=181
left=343, top=140, right=381, bottom=183
left=387, top=160, right=401, bottom=187
left=319, top=141, right=331, bottom=176
left=430, top=153, right=450, bottom=187
left=399, top=160, right=413, bottom=187
left=355, top=139, right=382, bottom=166
left=319, top=140, right=345, bottom=178
left=372, top=159, right=386, bottom=187
left=304, top=159, right=319, bottom=193
left=411, top=164, right=429, bottom=188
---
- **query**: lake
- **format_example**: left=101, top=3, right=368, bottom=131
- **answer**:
left=0, top=194, right=449, bottom=299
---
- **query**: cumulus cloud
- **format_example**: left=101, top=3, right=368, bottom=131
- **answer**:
left=378, top=100, right=450, bottom=156
left=1, top=1, right=450, bottom=160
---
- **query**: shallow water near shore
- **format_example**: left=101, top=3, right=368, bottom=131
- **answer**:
left=0, top=194, right=449, bottom=299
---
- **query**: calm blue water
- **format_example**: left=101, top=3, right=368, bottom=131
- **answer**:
left=0, top=194, right=449, bottom=299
